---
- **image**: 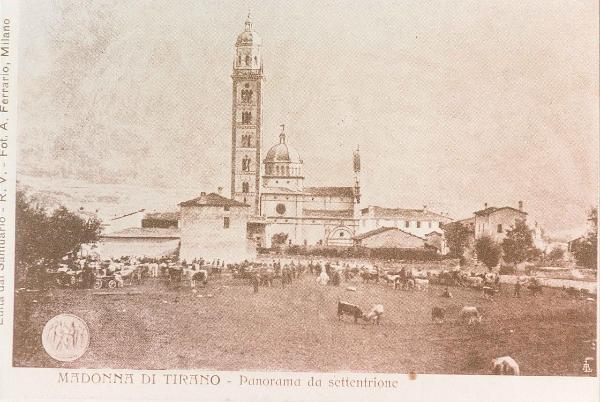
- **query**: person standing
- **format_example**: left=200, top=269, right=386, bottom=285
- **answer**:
left=514, top=279, right=521, bottom=298
left=252, top=273, right=260, bottom=294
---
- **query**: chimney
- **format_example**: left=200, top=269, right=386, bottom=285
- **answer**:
left=217, top=186, right=223, bottom=195
left=423, top=205, right=428, bottom=211
left=484, top=202, right=488, bottom=209
left=200, top=192, right=206, bottom=196
left=518, top=200, right=523, bottom=211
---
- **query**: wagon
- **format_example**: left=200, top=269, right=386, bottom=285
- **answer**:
left=93, top=274, right=118, bottom=289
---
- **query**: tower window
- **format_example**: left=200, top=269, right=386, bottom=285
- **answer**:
left=497, top=224, right=503, bottom=233
left=238, top=55, right=241, bottom=66
left=242, top=156, right=251, bottom=172
left=242, top=182, right=249, bottom=193
left=223, top=217, right=230, bottom=229
left=245, top=55, right=252, bottom=66
left=241, top=135, right=252, bottom=148
left=241, top=111, right=252, bottom=124
left=241, top=89, right=253, bottom=103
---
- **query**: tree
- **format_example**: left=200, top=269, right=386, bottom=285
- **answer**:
left=271, top=232, right=289, bottom=247
left=572, top=207, right=597, bottom=269
left=444, top=222, right=472, bottom=258
left=501, top=219, right=540, bottom=265
left=546, top=247, right=565, bottom=262
left=15, top=190, right=102, bottom=284
left=475, top=236, right=501, bottom=270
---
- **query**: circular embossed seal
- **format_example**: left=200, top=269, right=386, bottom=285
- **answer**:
left=41, top=314, right=90, bottom=362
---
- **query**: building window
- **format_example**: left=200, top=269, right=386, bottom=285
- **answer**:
left=497, top=224, right=503, bottom=233
left=224, top=206, right=230, bottom=211
left=405, top=221, right=410, bottom=228
left=242, top=182, right=249, bottom=193
left=339, top=232, right=344, bottom=237
left=276, top=203, right=286, bottom=215
left=242, top=156, right=251, bottom=171
left=416, top=221, right=421, bottom=228
left=223, top=217, right=230, bottom=229
left=245, top=55, right=251, bottom=66
left=241, top=111, right=252, bottom=124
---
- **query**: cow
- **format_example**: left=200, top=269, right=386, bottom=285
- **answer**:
left=414, top=278, right=429, bottom=291
left=337, top=301, right=364, bottom=323
left=482, top=286, right=499, bottom=299
left=360, top=271, right=379, bottom=283
left=467, top=276, right=484, bottom=289
left=364, top=304, right=384, bottom=325
left=259, top=269, right=274, bottom=287
left=431, top=306, right=445, bottom=323
left=562, top=286, right=581, bottom=298
left=492, top=356, right=520, bottom=376
left=459, top=306, right=482, bottom=325
left=191, top=269, right=208, bottom=287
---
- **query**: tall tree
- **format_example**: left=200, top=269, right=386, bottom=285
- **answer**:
left=15, top=190, right=102, bottom=282
left=475, top=236, right=502, bottom=270
left=501, top=219, right=539, bottom=264
left=572, top=207, right=597, bottom=269
left=444, top=222, right=472, bottom=258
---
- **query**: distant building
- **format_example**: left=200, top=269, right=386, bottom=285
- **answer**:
left=359, top=206, right=453, bottom=239
left=473, top=201, right=527, bottom=242
left=142, top=211, right=180, bottom=229
left=424, top=231, right=447, bottom=254
left=97, top=227, right=180, bottom=259
left=179, top=192, right=254, bottom=263
left=353, top=227, right=427, bottom=249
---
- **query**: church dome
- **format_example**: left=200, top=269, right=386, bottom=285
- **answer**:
left=236, top=15, right=262, bottom=47
left=265, top=131, right=301, bottom=163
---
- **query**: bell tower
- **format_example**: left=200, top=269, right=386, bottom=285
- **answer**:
left=231, top=14, right=264, bottom=215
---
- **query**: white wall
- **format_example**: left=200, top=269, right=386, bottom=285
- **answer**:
left=179, top=205, right=253, bottom=263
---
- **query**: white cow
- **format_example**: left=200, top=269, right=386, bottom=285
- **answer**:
left=459, top=306, right=482, bottom=324
left=364, top=304, right=384, bottom=325
left=414, top=278, right=429, bottom=291
left=492, top=356, right=520, bottom=375
left=317, top=271, right=330, bottom=286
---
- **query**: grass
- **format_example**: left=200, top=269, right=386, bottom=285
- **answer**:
left=13, top=273, right=596, bottom=376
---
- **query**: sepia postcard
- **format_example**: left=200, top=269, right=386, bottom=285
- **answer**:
left=0, top=1, right=598, bottom=401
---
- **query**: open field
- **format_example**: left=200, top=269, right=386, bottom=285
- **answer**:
left=13, top=274, right=596, bottom=376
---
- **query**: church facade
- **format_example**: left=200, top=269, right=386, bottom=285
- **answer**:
left=230, top=16, right=361, bottom=248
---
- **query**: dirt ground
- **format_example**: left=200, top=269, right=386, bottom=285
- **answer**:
left=12, top=274, right=597, bottom=376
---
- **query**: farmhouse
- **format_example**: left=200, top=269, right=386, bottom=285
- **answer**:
left=96, top=227, right=180, bottom=259
left=179, top=192, right=254, bottom=263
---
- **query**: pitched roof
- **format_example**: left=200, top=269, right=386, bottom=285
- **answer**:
left=179, top=193, right=249, bottom=208
left=425, top=230, right=443, bottom=236
left=111, top=209, right=146, bottom=221
left=473, top=206, right=527, bottom=217
left=303, top=209, right=354, bottom=218
left=144, top=211, right=180, bottom=221
left=304, top=186, right=355, bottom=198
left=363, top=206, right=452, bottom=221
left=353, top=227, right=425, bottom=241
left=102, top=227, right=180, bottom=239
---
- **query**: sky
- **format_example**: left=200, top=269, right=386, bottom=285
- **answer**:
left=16, top=0, right=599, bottom=235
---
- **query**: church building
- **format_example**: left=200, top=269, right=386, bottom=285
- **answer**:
left=229, top=15, right=362, bottom=248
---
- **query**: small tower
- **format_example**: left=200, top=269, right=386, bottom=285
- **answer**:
left=231, top=13, right=264, bottom=215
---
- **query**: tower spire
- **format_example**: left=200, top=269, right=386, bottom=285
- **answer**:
left=279, top=124, right=286, bottom=144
